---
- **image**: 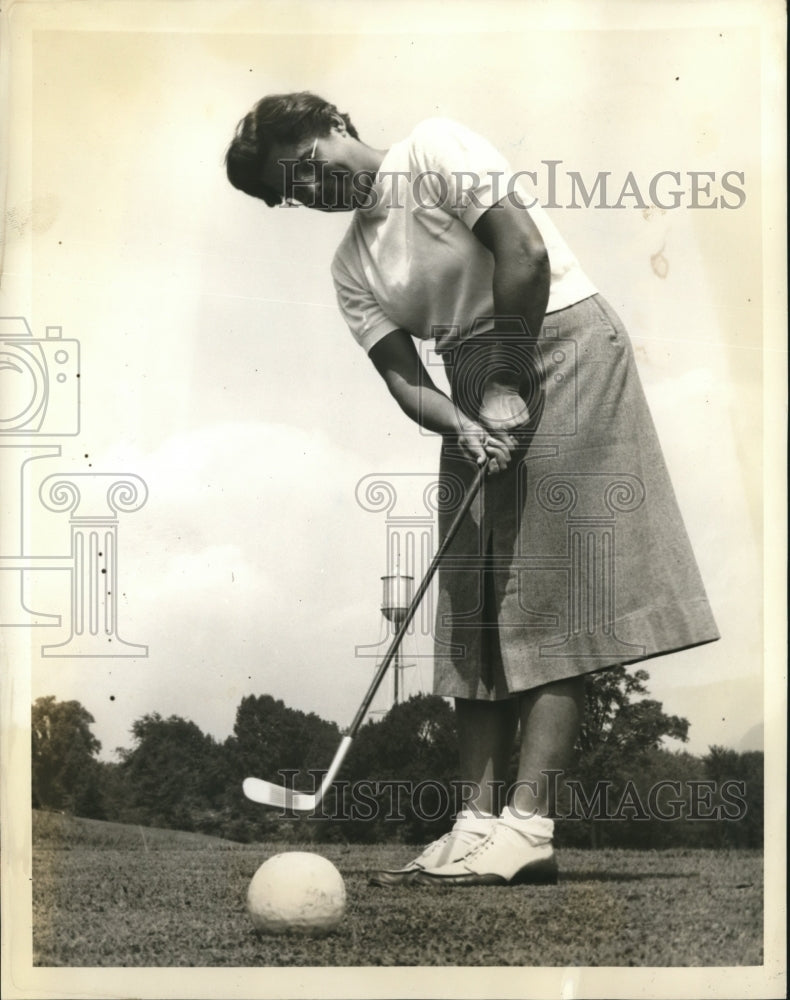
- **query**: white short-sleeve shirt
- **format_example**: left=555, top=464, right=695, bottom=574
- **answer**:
left=331, top=118, right=597, bottom=354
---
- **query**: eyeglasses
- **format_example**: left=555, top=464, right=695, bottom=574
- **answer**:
left=279, top=138, right=323, bottom=207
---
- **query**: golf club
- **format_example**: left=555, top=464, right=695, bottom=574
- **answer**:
left=243, top=458, right=490, bottom=811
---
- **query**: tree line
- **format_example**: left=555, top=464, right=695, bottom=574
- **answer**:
left=31, top=668, right=763, bottom=849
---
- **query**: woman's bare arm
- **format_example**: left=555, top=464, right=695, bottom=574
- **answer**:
left=473, top=197, right=551, bottom=340
left=471, top=198, right=551, bottom=433
left=368, top=329, right=514, bottom=473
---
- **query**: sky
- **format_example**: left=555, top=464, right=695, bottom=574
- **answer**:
left=1, top=2, right=781, bottom=772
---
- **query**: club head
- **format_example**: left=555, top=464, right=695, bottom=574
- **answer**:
left=242, top=777, right=321, bottom=812
left=242, top=737, right=354, bottom=813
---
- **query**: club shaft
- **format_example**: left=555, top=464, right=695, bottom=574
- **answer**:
left=347, top=461, right=487, bottom=736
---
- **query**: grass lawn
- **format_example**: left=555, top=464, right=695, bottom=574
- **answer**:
left=31, top=812, right=763, bottom=967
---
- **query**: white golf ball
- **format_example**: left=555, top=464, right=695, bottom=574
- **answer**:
left=247, top=852, right=346, bottom=936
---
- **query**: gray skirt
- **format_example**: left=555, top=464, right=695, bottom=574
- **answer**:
left=433, top=294, right=720, bottom=700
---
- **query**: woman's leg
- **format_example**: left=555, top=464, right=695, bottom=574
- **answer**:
left=510, top=676, right=586, bottom=815
left=455, top=696, right=519, bottom=815
left=414, top=677, right=585, bottom=886
left=369, top=694, right=514, bottom=886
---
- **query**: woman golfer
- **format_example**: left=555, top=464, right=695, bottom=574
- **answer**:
left=226, top=93, right=719, bottom=887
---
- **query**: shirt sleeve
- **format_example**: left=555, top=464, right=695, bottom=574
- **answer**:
left=331, top=254, right=400, bottom=354
left=410, top=118, right=516, bottom=230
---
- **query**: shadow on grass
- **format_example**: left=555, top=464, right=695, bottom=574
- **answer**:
left=344, top=867, right=696, bottom=884
left=560, top=870, right=697, bottom=883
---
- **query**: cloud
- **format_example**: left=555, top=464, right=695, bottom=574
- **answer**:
left=67, top=421, right=420, bottom=752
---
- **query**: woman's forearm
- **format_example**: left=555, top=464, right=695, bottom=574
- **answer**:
left=369, top=329, right=513, bottom=471
left=386, top=374, right=513, bottom=470
left=384, top=373, right=464, bottom=436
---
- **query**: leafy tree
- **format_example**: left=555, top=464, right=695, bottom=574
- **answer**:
left=226, top=694, right=342, bottom=788
left=117, top=713, right=222, bottom=831
left=576, top=667, right=689, bottom=758
left=702, top=746, right=763, bottom=848
left=347, top=694, right=458, bottom=782
left=93, top=759, right=129, bottom=823
left=560, top=667, right=690, bottom=847
left=577, top=746, right=711, bottom=850
left=341, top=694, right=460, bottom=843
left=31, top=696, right=103, bottom=817
left=222, top=694, right=343, bottom=842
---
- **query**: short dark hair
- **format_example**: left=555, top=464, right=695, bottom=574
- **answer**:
left=225, top=91, right=360, bottom=206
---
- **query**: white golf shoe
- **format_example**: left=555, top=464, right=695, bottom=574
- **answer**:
left=368, top=810, right=495, bottom=887
left=415, top=810, right=558, bottom=886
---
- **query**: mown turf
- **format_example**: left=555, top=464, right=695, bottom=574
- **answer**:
left=32, top=810, right=238, bottom=851
left=31, top=814, right=763, bottom=967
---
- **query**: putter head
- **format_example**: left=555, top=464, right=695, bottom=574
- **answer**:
left=242, top=735, right=353, bottom=812
left=242, top=777, right=321, bottom=812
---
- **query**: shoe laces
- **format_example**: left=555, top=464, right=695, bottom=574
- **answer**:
left=462, top=821, right=522, bottom=862
left=450, top=827, right=488, bottom=851
left=415, top=825, right=486, bottom=866
left=464, top=833, right=496, bottom=862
